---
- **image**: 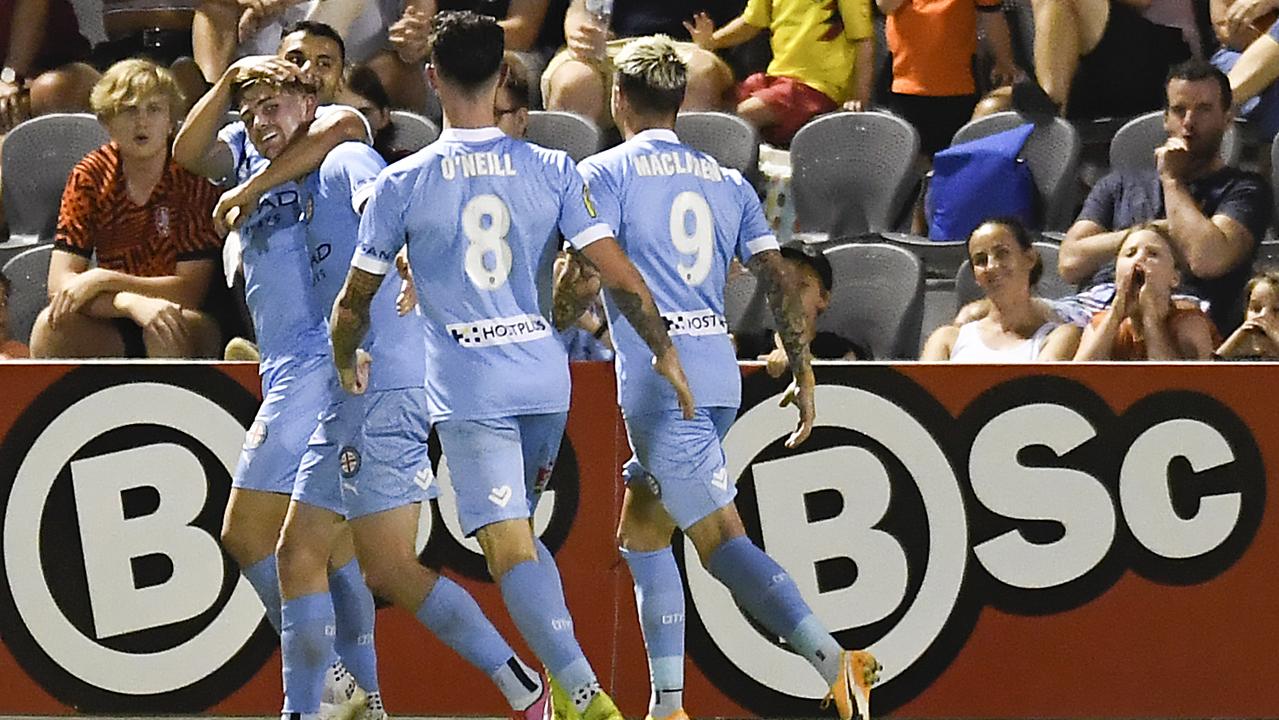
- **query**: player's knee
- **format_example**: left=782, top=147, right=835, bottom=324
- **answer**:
left=275, top=530, right=328, bottom=587
left=220, top=521, right=262, bottom=567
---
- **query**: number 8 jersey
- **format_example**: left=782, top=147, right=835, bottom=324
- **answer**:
left=353, top=127, right=613, bottom=422
left=578, top=128, right=779, bottom=418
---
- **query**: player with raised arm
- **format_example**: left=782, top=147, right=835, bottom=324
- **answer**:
left=172, top=29, right=378, bottom=715
left=273, top=111, right=560, bottom=720
left=328, top=11, right=694, bottom=720
left=567, top=36, right=881, bottom=720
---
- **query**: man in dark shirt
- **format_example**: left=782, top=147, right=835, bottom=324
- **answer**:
left=1059, top=59, right=1272, bottom=333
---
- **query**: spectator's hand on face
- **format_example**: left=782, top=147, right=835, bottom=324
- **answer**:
left=1135, top=264, right=1171, bottom=322
left=1244, top=312, right=1279, bottom=346
left=48, top=268, right=108, bottom=328
left=389, top=5, right=432, bottom=64
left=682, top=12, right=716, bottom=51
left=131, top=296, right=190, bottom=351
left=1114, top=258, right=1140, bottom=319
left=1155, top=137, right=1193, bottom=181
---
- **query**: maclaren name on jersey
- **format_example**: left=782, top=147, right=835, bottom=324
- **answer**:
left=632, top=151, right=723, bottom=182
left=440, top=152, right=518, bottom=179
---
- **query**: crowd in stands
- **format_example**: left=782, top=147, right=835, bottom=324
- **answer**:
left=5, top=0, right=1279, bottom=364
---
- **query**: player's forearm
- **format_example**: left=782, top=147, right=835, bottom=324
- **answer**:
left=711, top=17, right=761, bottom=50
left=331, top=268, right=381, bottom=368
left=173, top=75, right=235, bottom=177
left=244, top=110, right=369, bottom=199
left=749, top=249, right=813, bottom=379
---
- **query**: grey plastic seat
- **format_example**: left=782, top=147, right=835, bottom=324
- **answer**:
left=387, top=110, right=440, bottom=154
left=1110, top=110, right=1241, bottom=174
left=1, top=243, right=53, bottom=343
left=790, top=111, right=921, bottom=238
left=952, top=111, right=1082, bottom=231
left=955, top=240, right=1074, bottom=311
left=526, top=110, right=601, bottom=162
left=1, top=114, right=109, bottom=249
left=724, top=269, right=770, bottom=337
left=675, top=111, right=759, bottom=177
left=821, top=242, right=925, bottom=359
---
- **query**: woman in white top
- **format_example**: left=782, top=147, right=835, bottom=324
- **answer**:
left=922, top=217, right=1081, bottom=362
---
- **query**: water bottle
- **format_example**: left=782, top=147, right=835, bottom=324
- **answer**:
left=584, top=0, right=613, bottom=60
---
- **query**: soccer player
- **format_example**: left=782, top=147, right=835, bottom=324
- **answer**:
left=569, top=36, right=881, bottom=720
left=274, top=113, right=560, bottom=720
left=171, top=28, right=377, bottom=714
left=329, top=11, right=694, bottom=720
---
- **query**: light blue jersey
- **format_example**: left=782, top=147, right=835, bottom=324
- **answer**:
left=354, top=127, right=612, bottom=421
left=218, top=105, right=369, bottom=184
left=306, top=141, right=424, bottom=393
left=578, top=129, right=778, bottom=417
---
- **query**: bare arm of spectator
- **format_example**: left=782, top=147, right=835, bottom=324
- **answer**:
left=1158, top=142, right=1256, bottom=279
left=193, top=1, right=241, bottom=84
left=212, top=107, right=369, bottom=231
left=1224, top=0, right=1279, bottom=38
left=1171, top=310, right=1218, bottom=359
left=684, top=12, right=762, bottom=51
left=1230, top=29, right=1279, bottom=110
left=1073, top=310, right=1120, bottom=359
left=305, top=0, right=368, bottom=36
left=920, top=325, right=959, bottom=360
left=842, top=38, right=873, bottom=111
left=978, top=8, right=1020, bottom=86
left=563, top=0, right=608, bottom=61
left=1059, top=220, right=1128, bottom=284
left=1, top=0, right=50, bottom=130
left=502, top=0, right=549, bottom=51
left=1036, top=324, right=1082, bottom=360
left=46, top=250, right=214, bottom=325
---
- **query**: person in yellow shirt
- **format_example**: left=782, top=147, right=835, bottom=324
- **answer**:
left=686, top=0, right=873, bottom=145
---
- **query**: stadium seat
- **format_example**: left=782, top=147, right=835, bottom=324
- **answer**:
left=954, top=240, right=1075, bottom=311
left=1, top=243, right=53, bottom=343
left=1255, top=238, right=1279, bottom=271
left=387, top=110, right=440, bottom=154
left=878, top=234, right=968, bottom=279
left=526, top=110, right=601, bottom=162
left=821, top=242, right=925, bottom=359
left=1, top=114, right=109, bottom=249
left=725, top=268, right=769, bottom=337
left=952, top=111, right=1082, bottom=231
left=1110, top=111, right=1241, bottom=174
left=675, top=111, right=759, bottom=178
left=790, top=111, right=921, bottom=239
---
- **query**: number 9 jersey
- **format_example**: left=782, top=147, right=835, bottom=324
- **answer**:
left=352, top=127, right=613, bottom=422
left=578, top=128, right=779, bottom=418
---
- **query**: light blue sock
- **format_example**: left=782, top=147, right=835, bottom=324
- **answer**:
left=415, top=575, right=515, bottom=675
left=498, top=555, right=597, bottom=704
left=282, top=592, right=335, bottom=713
left=707, top=536, right=842, bottom=684
left=242, top=554, right=283, bottom=633
left=329, top=559, right=379, bottom=693
left=621, top=547, right=684, bottom=717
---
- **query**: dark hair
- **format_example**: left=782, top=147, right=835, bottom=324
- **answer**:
left=345, top=64, right=391, bottom=110
left=780, top=245, right=833, bottom=293
left=613, top=36, right=687, bottom=117
left=429, top=11, right=505, bottom=91
left=284, top=21, right=346, bottom=64
left=0, top=269, right=9, bottom=302
left=972, top=216, right=1043, bottom=286
left=499, top=53, right=531, bottom=109
left=1166, top=59, right=1232, bottom=110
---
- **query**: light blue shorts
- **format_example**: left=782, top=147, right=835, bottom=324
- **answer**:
left=435, top=412, right=567, bottom=537
left=233, top=354, right=334, bottom=495
left=622, top=406, right=738, bottom=531
left=293, top=388, right=435, bottom=519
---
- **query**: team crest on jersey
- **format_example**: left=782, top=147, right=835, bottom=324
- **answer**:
left=339, top=446, right=361, bottom=478
left=582, top=183, right=597, bottom=218
left=154, top=207, right=172, bottom=238
left=244, top=420, right=267, bottom=449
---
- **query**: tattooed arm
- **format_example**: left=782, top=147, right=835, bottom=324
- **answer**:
left=331, top=267, right=385, bottom=394
left=578, top=237, right=696, bottom=418
left=747, top=248, right=815, bottom=447
left=552, top=251, right=601, bottom=331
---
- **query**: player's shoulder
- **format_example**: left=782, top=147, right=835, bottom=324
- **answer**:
left=579, top=142, right=630, bottom=176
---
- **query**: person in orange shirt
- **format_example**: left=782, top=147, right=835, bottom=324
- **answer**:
left=686, top=0, right=874, bottom=146
left=0, top=270, right=30, bottom=360
left=878, top=0, right=1020, bottom=156
left=29, top=58, right=223, bottom=359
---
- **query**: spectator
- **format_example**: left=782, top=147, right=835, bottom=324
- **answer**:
left=877, top=0, right=1020, bottom=157
left=94, top=0, right=207, bottom=107
left=734, top=246, right=868, bottom=370
left=1211, top=0, right=1279, bottom=141
left=1058, top=60, right=1271, bottom=334
left=0, top=0, right=99, bottom=132
left=685, top=0, right=873, bottom=146
left=922, top=218, right=1080, bottom=361
left=1074, top=223, right=1217, bottom=359
left=0, top=269, right=29, bottom=359
left=542, top=0, right=736, bottom=128
left=1221, top=2, right=1279, bottom=112
left=340, top=63, right=400, bottom=159
left=1024, top=0, right=1194, bottom=118
left=29, top=59, right=223, bottom=359
left=497, top=52, right=531, bottom=138
left=1216, top=269, right=1279, bottom=358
